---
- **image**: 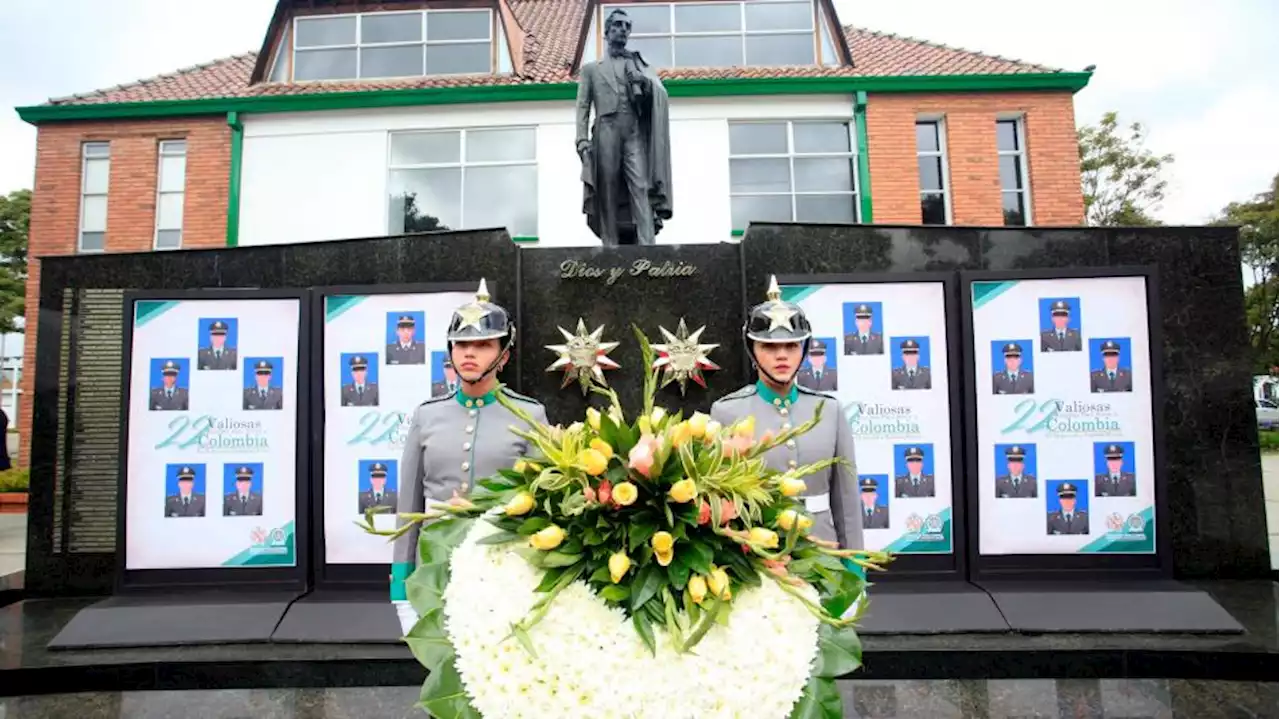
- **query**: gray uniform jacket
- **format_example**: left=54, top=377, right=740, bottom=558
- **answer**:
left=796, top=367, right=838, bottom=392
left=895, top=474, right=935, bottom=498
left=1040, top=330, right=1082, bottom=352
left=341, top=383, right=379, bottom=407
left=843, top=333, right=883, bottom=355
left=386, top=343, right=426, bottom=366
left=165, top=494, right=205, bottom=517
left=995, top=474, right=1038, bottom=498
left=891, top=367, right=932, bottom=390
left=150, top=387, right=189, bottom=411
left=1091, top=369, right=1133, bottom=393
left=1094, top=473, right=1136, bottom=497
left=1047, top=510, right=1089, bottom=535
left=992, top=371, right=1035, bottom=395
left=710, top=384, right=862, bottom=549
left=244, top=387, right=284, bottom=411
left=359, top=489, right=398, bottom=514
left=198, top=347, right=238, bottom=370
left=859, top=504, right=889, bottom=530
left=223, top=493, right=263, bottom=516
left=393, top=389, right=548, bottom=566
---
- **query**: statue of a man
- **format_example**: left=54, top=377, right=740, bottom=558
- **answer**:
left=575, top=9, right=674, bottom=246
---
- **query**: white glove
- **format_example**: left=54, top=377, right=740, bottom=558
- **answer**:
left=394, top=600, right=420, bottom=635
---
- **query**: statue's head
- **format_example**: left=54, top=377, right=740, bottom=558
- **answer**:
left=605, top=9, right=631, bottom=47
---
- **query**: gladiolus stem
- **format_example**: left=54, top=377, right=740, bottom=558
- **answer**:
left=764, top=572, right=859, bottom=628
left=679, top=594, right=723, bottom=653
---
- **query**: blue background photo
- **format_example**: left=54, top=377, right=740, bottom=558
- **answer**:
left=1045, top=479, right=1090, bottom=515
left=243, top=356, right=284, bottom=390
left=197, top=317, right=239, bottom=349
left=1093, top=441, right=1137, bottom=476
left=1037, top=297, right=1082, bottom=333
left=859, top=474, right=890, bottom=508
left=340, top=352, right=380, bottom=386
left=431, top=350, right=449, bottom=384
left=893, top=443, right=935, bottom=478
left=801, top=337, right=836, bottom=369
left=990, top=339, right=1035, bottom=375
left=221, top=462, right=265, bottom=496
left=384, top=310, right=426, bottom=345
left=164, top=463, right=206, bottom=496
left=841, top=301, right=884, bottom=337
left=149, top=358, right=190, bottom=390
left=1088, top=337, right=1133, bottom=372
left=358, top=459, right=399, bottom=493
left=890, top=336, right=932, bottom=370
left=994, top=442, right=1038, bottom=477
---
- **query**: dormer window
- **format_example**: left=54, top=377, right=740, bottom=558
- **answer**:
left=591, top=0, right=836, bottom=69
left=276, top=9, right=508, bottom=82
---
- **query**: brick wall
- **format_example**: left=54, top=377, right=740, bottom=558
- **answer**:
left=865, top=91, right=1084, bottom=226
left=19, top=116, right=231, bottom=465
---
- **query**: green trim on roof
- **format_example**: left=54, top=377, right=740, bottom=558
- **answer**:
left=511, top=235, right=538, bottom=244
left=16, top=72, right=1092, bottom=124
left=853, top=90, right=873, bottom=224
left=226, top=112, right=243, bottom=248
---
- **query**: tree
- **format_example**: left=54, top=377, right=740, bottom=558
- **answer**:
left=0, top=189, right=29, bottom=334
left=1078, top=112, right=1174, bottom=226
left=1215, top=176, right=1278, bottom=374
left=393, top=191, right=450, bottom=234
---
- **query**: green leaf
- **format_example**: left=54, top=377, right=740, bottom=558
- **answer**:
left=629, top=520, right=657, bottom=552
left=485, top=515, right=523, bottom=534
left=405, top=560, right=449, bottom=616
left=535, top=566, right=568, bottom=593
left=599, top=584, right=630, bottom=602
left=418, top=517, right=474, bottom=566
left=631, top=563, right=664, bottom=612
left=479, top=476, right=519, bottom=491
left=418, top=655, right=483, bottom=719
left=814, top=624, right=863, bottom=678
left=540, top=552, right=583, bottom=568
left=583, top=527, right=605, bottom=546
left=518, top=517, right=551, bottom=535
left=496, top=468, right=525, bottom=482
left=788, top=675, right=842, bottom=719
left=589, top=565, right=612, bottom=583
left=633, top=611, right=656, bottom=656
left=821, top=567, right=865, bottom=618
left=475, top=530, right=521, bottom=546
left=685, top=540, right=714, bottom=574
left=512, top=624, right=538, bottom=658
left=663, top=502, right=674, bottom=527
left=675, top=503, right=699, bottom=526
left=404, top=608, right=453, bottom=669
left=666, top=549, right=692, bottom=591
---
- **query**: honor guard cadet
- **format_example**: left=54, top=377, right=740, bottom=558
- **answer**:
left=894, top=445, right=936, bottom=498
left=858, top=477, right=889, bottom=530
left=386, top=315, right=426, bottom=365
left=995, top=445, right=1037, bottom=498
left=843, top=304, right=883, bottom=355
left=151, top=360, right=189, bottom=411
left=1095, top=444, right=1136, bottom=497
left=431, top=358, right=458, bottom=398
left=795, top=339, right=838, bottom=392
left=244, top=360, right=284, bottom=410
left=1090, top=340, right=1133, bottom=393
left=1047, top=482, right=1089, bottom=535
left=891, top=339, right=932, bottom=390
left=1041, top=301, right=1082, bottom=352
left=358, top=462, right=398, bottom=513
left=198, top=320, right=238, bottom=370
left=341, top=355, right=380, bottom=407
left=165, top=466, right=205, bottom=517
left=711, top=276, right=862, bottom=550
left=224, top=466, right=263, bottom=516
left=993, top=342, right=1035, bottom=395
left=391, top=280, right=548, bottom=632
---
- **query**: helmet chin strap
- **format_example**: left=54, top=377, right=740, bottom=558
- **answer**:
left=746, top=338, right=809, bottom=388
left=451, top=331, right=515, bottom=387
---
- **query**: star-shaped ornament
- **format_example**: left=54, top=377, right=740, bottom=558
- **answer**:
left=759, top=275, right=796, bottom=332
left=545, top=319, right=621, bottom=394
left=651, top=318, right=720, bottom=394
left=454, top=278, right=492, bottom=332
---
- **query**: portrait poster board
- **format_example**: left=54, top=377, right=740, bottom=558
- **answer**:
left=784, top=275, right=961, bottom=572
left=318, top=286, right=473, bottom=578
left=964, top=271, right=1163, bottom=566
left=120, top=292, right=307, bottom=585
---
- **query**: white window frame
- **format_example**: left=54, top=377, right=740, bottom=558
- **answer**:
left=997, top=115, right=1033, bottom=226
left=153, top=140, right=187, bottom=251
left=600, top=0, right=818, bottom=68
left=385, top=126, right=538, bottom=235
left=915, top=117, right=952, bottom=226
left=727, top=118, right=860, bottom=228
left=291, top=9, right=495, bottom=81
left=78, top=142, right=110, bottom=254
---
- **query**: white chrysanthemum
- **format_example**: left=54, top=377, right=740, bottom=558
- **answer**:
left=441, top=519, right=821, bottom=719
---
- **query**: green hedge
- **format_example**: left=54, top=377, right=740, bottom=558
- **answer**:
left=1261, top=430, right=1279, bottom=453
left=0, top=467, right=28, bottom=493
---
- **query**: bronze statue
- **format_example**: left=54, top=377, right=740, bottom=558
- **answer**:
left=575, top=9, right=673, bottom=246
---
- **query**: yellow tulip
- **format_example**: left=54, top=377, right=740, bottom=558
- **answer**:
left=529, top=524, right=566, bottom=550
left=779, top=477, right=807, bottom=497
left=688, top=575, right=708, bottom=604
left=651, top=531, right=674, bottom=554
left=668, top=478, right=697, bottom=504
left=513, top=459, right=529, bottom=474
left=733, top=416, right=756, bottom=438
left=748, top=527, right=780, bottom=549
left=704, top=420, right=723, bottom=439
left=687, top=412, right=710, bottom=439
left=613, top=481, right=639, bottom=506
left=608, top=551, right=631, bottom=583
left=504, top=491, right=536, bottom=516
left=655, top=548, right=674, bottom=566
left=707, top=567, right=731, bottom=600
left=776, top=509, right=814, bottom=533
left=586, top=407, right=602, bottom=431
left=670, top=421, right=694, bottom=448
left=589, top=438, right=614, bottom=460
left=638, top=416, right=652, bottom=434
left=567, top=421, right=585, bottom=435
left=650, top=407, right=666, bottom=425
left=579, top=448, right=608, bottom=476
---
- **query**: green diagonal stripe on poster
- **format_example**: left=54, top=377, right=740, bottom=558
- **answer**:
left=1079, top=507, right=1155, bottom=553
left=971, top=281, right=1018, bottom=310
left=781, top=285, right=821, bottom=304
left=222, top=521, right=296, bottom=566
left=882, top=508, right=953, bottom=553
left=326, top=295, right=367, bottom=322
left=135, top=300, right=180, bottom=327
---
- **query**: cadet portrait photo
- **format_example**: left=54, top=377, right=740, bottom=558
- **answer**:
left=1038, top=298, right=1082, bottom=352
left=197, top=318, right=239, bottom=370
left=890, top=336, right=932, bottom=390
left=431, top=350, right=459, bottom=398
left=991, top=340, right=1035, bottom=395
left=358, top=459, right=398, bottom=514
left=1089, top=338, right=1134, bottom=393
left=148, top=358, right=190, bottom=411
left=340, top=353, right=380, bottom=407
left=164, top=463, right=206, bottom=518
left=842, top=302, right=884, bottom=355
left=243, top=357, right=285, bottom=410
left=1093, top=441, right=1137, bottom=497
left=893, top=444, right=936, bottom=498
left=385, top=311, right=426, bottom=366
left=994, top=443, right=1038, bottom=498
left=796, top=338, right=838, bottom=392
left=857, top=475, right=890, bottom=530
left=1046, top=480, right=1090, bottom=535
left=223, top=463, right=264, bottom=517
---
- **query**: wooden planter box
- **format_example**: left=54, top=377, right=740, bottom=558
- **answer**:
left=0, top=492, right=27, bottom=514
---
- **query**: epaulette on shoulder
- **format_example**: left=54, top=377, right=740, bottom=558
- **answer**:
left=419, top=392, right=454, bottom=408
left=501, top=388, right=543, bottom=405
left=715, top=385, right=758, bottom=403
left=796, top=385, right=836, bottom=400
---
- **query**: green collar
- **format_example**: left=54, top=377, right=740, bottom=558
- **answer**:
left=755, top=380, right=798, bottom=408
left=455, top=388, right=498, bottom=409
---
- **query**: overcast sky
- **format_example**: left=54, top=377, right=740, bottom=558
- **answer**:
left=1, top=0, right=1276, bottom=224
